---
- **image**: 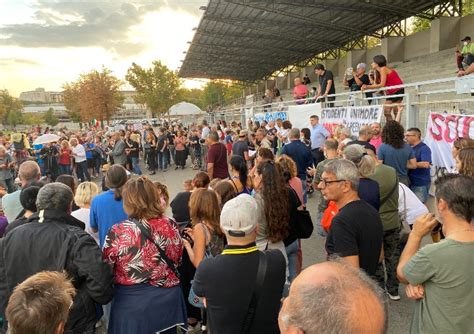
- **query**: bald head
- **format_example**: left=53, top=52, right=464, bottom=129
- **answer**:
left=18, top=161, right=41, bottom=187
left=279, top=261, right=386, bottom=334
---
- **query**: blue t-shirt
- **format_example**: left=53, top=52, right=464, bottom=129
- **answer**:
left=377, top=143, right=414, bottom=178
left=408, top=142, right=432, bottom=187
left=89, top=190, right=128, bottom=248
left=33, top=144, right=43, bottom=165
left=85, top=143, right=95, bottom=159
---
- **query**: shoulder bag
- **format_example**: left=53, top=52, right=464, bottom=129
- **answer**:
left=241, top=251, right=268, bottom=334
left=131, top=218, right=180, bottom=279
left=380, top=174, right=399, bottom=207
left=289, top=187, right=314, bottom=239
left=188, top=224, right=213, bottom=308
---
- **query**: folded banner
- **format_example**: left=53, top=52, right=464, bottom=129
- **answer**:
left=424, top=112, right=474, bottom=172
left=320, top=105, right=383, bottom=136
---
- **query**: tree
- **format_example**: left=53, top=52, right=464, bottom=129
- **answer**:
left=63, top=68, right=124, bottom=124
left=201, top=81, right=242, bottom=108
left=180, top=88, right=205, bottom=109
left=22, top=113, right=44, bottom=126
left=411, top=1, right=474, bottom=33
left=63, top=82, right=83, bottom=123
left=44, top=108, right=59, bottom=126
left=0, top=90, right=23, bottom=126
left=126, top=61, right=182, bottom=117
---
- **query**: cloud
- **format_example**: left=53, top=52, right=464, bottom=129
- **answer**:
left=0, top=58, right=40, bottom=67
left=0, top=1, right=168, bottom=56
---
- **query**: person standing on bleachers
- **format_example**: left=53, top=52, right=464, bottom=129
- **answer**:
left=343, top=63, right=373, bottom=104
left=314, top=64, right=336, bottom=107
left=362, top=55, right=404, bottom=122
left=456, top=36, right=474, bottom=72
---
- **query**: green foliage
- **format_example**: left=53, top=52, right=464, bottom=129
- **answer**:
left=411, top=1, right=474, bottom=33
left=126, top=61, right=182, bottom=117
left=22, top=113, right=44, bottom=126
left=0, top=90, right=23, bottom=126
left=44, top=108, right=59, bottom=126
left=179, top=88, right=205, bottom=109
left=63, top=68, right=124, bottom=123
left=201, top=81, right=242, bottom=107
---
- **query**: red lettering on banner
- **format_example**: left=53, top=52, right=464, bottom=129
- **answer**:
left=430, top=113, right=474, bottom=142
left=429, top=113, right=444, bottom=141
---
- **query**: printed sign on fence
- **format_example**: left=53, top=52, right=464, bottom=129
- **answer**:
left=253, top=111, right=288, bottom=123
left=287, top=103, right=322, bottom=130
left=320, top=105, right=383, bottom=136
left=425, top=112, right=474, bottom=172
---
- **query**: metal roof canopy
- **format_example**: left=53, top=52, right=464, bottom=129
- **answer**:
left=179, top=0, right=450, bottom=82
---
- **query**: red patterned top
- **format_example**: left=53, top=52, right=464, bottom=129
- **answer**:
left=103, top=217, right=183, bottom=288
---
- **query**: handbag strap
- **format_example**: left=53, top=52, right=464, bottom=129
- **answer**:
left=380, top=175, right=399, bottom=207
left=400, top=184, right=408, bottom=219
left=131, top=218, right=180, bottom=279
left=241, top=251, right=268, bottom=333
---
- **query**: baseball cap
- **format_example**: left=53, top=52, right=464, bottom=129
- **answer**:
left=461, top=36, right=471, bottom=41
left=239, top=130, right=248, bottom=137
left=220, top=194, right=258, bottom=237
left=356, top=63, right=366, bottom=70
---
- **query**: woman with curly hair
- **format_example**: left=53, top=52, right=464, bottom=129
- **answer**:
left=456, top=147, right=474, bottom=177
left=253, top=160, right=290, bottom=265
left=377, top=121, right=417, bottom=186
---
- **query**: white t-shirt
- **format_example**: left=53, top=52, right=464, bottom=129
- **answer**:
left=398, top=183, right=429, bottom=225
left=201, top=126, right=210, bottom=140
left=71, top=208, right=99, bottom=244
left=72, top=145, right=87, bottom=163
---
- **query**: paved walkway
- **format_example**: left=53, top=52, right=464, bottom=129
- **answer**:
left=142, top=160, right=428, bottom=334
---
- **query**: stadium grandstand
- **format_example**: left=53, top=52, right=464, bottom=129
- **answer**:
left=179, top=0, right=474, bottom=131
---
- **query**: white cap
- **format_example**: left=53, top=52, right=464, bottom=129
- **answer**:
left=220, top=194, right=259, bottom=237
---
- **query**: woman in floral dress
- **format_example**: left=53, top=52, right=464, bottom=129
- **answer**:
left=103, top=176, right=186, bottom=334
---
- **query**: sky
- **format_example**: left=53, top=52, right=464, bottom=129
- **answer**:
left=0, top=0, right=208, bottom=97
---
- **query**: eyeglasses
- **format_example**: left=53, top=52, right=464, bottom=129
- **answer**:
left=319, top=179, right=347, bottom=187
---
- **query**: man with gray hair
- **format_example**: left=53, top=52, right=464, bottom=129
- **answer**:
left=0, top=182, right=114, bottom=333
left=279, top=261, right=387, bottom=334
left=347, top=125, right=377, bottom=154
left=318, top=159, right=383, bottom=275
left=1, top=160, right=41, bottom=222
left=282, top=128, right=313, bottom=203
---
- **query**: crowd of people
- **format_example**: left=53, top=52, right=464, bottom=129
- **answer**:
left=0, top=111, right=473, bottom=334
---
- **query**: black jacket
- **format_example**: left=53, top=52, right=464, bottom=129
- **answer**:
left=0, top=209, right=114, bottom=333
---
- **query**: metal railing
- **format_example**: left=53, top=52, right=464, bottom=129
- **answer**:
left=210, top=76, right=474, bottom=132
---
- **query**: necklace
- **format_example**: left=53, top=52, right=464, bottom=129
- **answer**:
left=445, top=229, right=474, bottom=238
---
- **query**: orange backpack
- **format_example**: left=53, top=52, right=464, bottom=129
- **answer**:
left=321, top=201, right=339, bottom=232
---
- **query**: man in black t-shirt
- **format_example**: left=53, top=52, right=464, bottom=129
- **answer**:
left=318, top=159, right=383, bottom=276
left=232, top=130, right=249, bottom=161
left=314, top=64, right=336, bottom=107
left=193, top=195, right=286, bottom=334
left=343, top=63, right=373, bottom=104
left=346, top=125, right=376, bottom=154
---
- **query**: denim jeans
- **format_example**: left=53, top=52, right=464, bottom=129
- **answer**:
left=131, top=157, right=142, bottom=175
left=59, top=164, right=71, bottom=176
left=410, top=185, right=429, bottom=204
left=285, top=240, right=299, bottom=282
left=157, top=151, right=168, bottom=170
left=0, top=177, right=16, bottom=193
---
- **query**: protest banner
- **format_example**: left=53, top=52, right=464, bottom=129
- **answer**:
left=253, top=110, right=288, bottom=123
left=424, top=112, right=474, bottom=172
left=287, top=103, right=321, bottom=130
left=320, top=105, right=383, bottom=136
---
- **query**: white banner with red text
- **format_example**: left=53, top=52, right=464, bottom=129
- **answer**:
left=320, top=105, right=383, bottom=136
left=424, top=112, right=474, bottom=173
